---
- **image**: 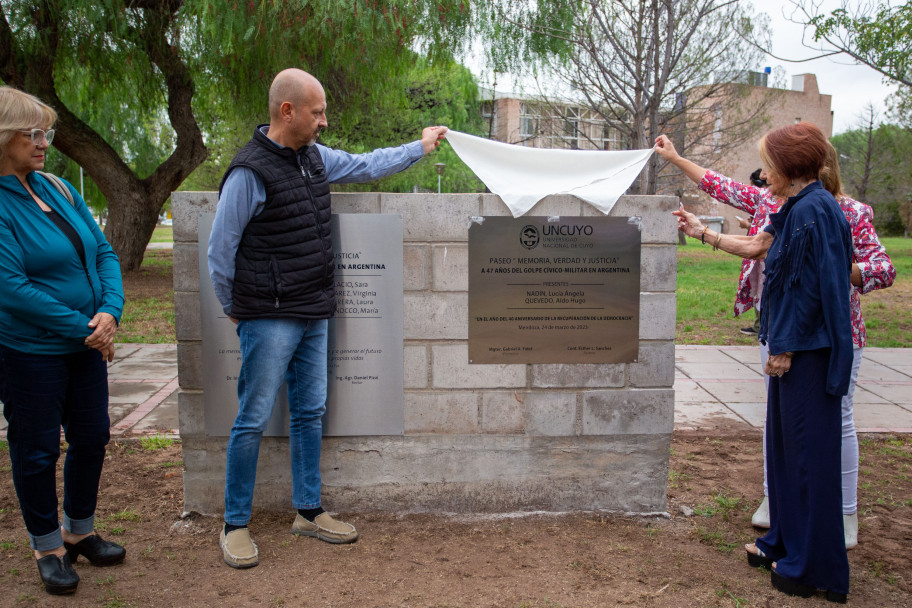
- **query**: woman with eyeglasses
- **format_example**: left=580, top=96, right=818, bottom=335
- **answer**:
left=0, top=86, right=125, bottom=595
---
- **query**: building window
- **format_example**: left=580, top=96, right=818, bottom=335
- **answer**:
left=481, top=100, right=498, bottom=137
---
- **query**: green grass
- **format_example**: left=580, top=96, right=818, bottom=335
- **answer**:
left=117, top=250, right=175, bottom=344
left=150, top=225, right=173, bottom=243
left=118, top=295, right=175, bottom=343
left=140, top=435, right=174, bottom=451
left=676, top=236, right=912, bottom=347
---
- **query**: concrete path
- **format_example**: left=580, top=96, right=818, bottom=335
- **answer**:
left=2, top=343, right=910, bottom=440
left=675, top=345, right=912, bottom=433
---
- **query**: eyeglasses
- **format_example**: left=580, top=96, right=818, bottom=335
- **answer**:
left=18, top=128, right=55, bottom=145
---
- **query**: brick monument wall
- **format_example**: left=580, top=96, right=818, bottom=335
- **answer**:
left=173, top=192, right=679, bottom=515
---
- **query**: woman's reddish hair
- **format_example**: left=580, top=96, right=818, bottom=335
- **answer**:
left=758, top=122, right=829, bottom=182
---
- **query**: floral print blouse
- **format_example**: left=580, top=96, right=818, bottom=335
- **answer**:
left=699, top=170, right=896, bottom=347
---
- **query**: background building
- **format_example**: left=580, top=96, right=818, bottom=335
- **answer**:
left=678, top=73, right=833, bottom=232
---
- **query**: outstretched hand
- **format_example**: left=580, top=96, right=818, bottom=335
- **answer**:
left=420, top=126, right=448, bottom=154
left=654, top=134, right=679, bottom=162
left=671, top=203, right=705, bottom=239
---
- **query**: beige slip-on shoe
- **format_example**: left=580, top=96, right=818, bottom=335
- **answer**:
left=291, top=512, right=358, bottom=544
left=220, top=526, right=259, bottom=569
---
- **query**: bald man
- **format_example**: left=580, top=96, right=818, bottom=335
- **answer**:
left=208, top=69, right=447, bottom=569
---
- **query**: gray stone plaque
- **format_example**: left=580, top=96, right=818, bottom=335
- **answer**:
left=468, top=216, right=640, bottom=364
left=199, top=213, right=404, bottom=436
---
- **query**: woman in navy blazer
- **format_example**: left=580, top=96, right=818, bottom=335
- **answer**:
left=0, top=87, right=126, bottom=595
left=674, top=123, right=854, bottom=603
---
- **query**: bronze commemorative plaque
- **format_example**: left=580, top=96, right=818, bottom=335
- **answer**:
left=468, top=216, right=640, bottom=364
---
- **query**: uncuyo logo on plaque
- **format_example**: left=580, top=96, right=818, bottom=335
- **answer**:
left=520, top=225, right=540, bottom=249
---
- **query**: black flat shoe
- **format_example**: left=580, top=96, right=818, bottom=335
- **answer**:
left=771, top=570, right=848, bottom=603
left=64, top=533, right=126, bottom=566
left=36, top=554, right=79, bottom=595
left=771, top=570, right=815, bottom=598
left=745, top=545, right=773, bottom=569
left=826, top=590, right=848, bottom=604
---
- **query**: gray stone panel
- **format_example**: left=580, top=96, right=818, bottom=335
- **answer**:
left=403, top=245, right=430, bottom=291
left=629, top=341, right=675, bottom=388
left=177, top=390, right=206, bottom=439
left=480, top=193, right=584, bottom=217
left=174, top=291, right=202, bottom=342
left=172, top=192, right=217, bottom=243
left=323, top=435, right=669, bottom=513
left=582, top=388, right=674, bottom=435
left=381, top=193, right=480, bottom=242
left=481, top=392, right=526, bottom=434
left=639, top=245, right=678, bottom=292
left=639, top=293, right=677, bottom=341
left=585, top=195, right=679, bottom=245
left=404, top=345, right=429, bottom=389
left=432, top=344, right=526, bottom=389
left=403, top=293, right=467, bottom=340
left=432, top=244, right=468, bottom=292
left=177, top=341, right=203, bottom=390
left=526, top=392, right=578, bottom=436
left=173, top=242, right=202, bottom=293
left=331, top=192, right=380, bottom=214
left=404, top=392, right=479, bottom=434
left=531, top=363, right=625, bottom=388
left=182, top=434, right=670, bottom=516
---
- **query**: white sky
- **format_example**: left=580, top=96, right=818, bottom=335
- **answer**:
left=753, top=0, right=897, bottom=134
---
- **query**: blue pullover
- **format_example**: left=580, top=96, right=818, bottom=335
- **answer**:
left=0, top=172, right=124, bottom=354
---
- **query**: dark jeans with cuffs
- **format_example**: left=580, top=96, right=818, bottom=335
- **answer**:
left=0, top=346, right=110, bottom=551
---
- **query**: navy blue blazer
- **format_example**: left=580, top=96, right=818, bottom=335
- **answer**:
left=760, top=181, right=854, bottom=396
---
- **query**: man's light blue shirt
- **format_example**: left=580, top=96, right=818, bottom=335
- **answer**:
left=208, top=128, right=424, bottom=315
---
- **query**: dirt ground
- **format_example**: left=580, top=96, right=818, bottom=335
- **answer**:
left=1, top=433, right=910, bottom=608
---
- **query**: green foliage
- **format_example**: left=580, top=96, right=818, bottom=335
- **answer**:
left=2, top=0, right=490, bottom=263
left=808, top=1, right=912, bottom=87
left=184, top=53, right=488, bottom=194
left=831, top=120, right=912, bottom=236
left=176, top=0, right=482, bottom=194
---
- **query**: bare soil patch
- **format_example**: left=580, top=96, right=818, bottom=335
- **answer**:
left=1, top=433, right=910, bottom=607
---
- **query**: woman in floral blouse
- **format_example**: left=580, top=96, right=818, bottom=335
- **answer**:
left=655, top=133, right=895, bottom=550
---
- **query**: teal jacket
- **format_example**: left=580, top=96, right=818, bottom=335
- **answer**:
left=0, top=172, right=124, bottom=355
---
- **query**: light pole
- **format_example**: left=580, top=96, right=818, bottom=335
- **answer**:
left=434, top=162, right=446, bottom=194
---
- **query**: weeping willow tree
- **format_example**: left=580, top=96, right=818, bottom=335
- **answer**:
left=0, top=0, right=478, bottom=270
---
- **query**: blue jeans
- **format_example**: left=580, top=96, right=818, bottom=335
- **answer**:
left=224, top=318, right=328, bottom=525
left=1, top=346, right=109, bottom=550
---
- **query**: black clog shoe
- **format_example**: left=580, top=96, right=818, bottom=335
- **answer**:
left=64, top=533, right=126, bottom=566
left=36, top=554, right=79, bottom=595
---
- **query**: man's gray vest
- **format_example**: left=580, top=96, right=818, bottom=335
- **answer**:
left=219, top=126, right=335, bottom=319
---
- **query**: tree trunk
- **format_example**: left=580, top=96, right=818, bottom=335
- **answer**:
left=0, top=1, right=207, bottom=271
left=102, top=185, right=164, bottom=271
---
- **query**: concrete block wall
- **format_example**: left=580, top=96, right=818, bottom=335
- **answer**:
left=173, top=192, right=679, bottom=516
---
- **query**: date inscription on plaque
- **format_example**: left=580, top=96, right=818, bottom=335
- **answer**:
left=468, top=216, right=640, bottom=364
